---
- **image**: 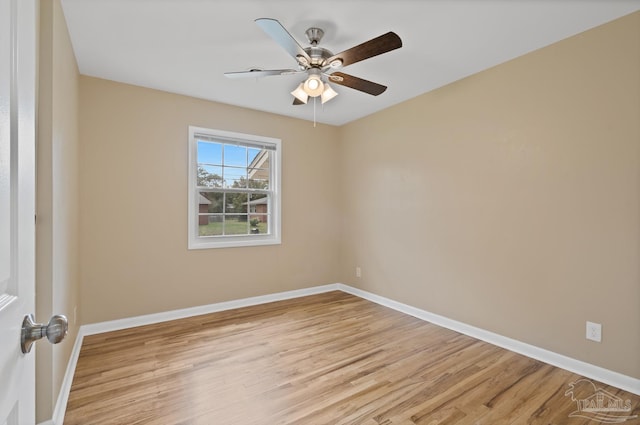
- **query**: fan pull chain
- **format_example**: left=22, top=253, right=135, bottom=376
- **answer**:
left=313, top=97, right=317, bottom=127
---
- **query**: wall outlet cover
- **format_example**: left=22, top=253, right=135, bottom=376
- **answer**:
left=586, top=321, right=602, bottom=342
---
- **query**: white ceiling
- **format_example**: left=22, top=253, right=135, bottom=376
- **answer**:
left=60, top=0, right=639, bottom=126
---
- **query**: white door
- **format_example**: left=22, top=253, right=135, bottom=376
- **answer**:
left=0, top=0, right=37, bottom=423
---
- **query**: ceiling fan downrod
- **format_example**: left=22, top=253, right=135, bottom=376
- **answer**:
left=305, top=27, right=324, bottom=46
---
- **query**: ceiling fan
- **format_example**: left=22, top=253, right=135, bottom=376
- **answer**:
left=224, top=18, right=402, bottom=106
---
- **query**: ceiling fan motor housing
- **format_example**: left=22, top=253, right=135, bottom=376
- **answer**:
left=303, top=46, right=333, bottom=68
left=288, top=27, right=330, bottom=70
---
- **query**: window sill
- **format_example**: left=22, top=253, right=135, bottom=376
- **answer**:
left=188, top=235, right=281, bottom=250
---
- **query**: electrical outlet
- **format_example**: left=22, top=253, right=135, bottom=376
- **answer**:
left=355, top=266, right=362, bottom=278
left=586, top=321, right=602, bottom=342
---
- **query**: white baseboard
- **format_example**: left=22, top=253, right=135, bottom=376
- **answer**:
left=44, top=326, right=85, bottom=425
left=82, top=283, right=340, bottom=336
left=46, top=282, right=639, bottom=424
left=337, top=283, right=640, bottom=396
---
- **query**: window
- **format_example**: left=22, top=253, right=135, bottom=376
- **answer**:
left=188, top=126, right=281, bottom=249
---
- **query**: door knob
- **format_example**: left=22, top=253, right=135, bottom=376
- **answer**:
left=21, top=314, right=68, bottom=354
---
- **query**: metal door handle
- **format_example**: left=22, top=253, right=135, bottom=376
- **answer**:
left=21, top=314, right=68, bottom=354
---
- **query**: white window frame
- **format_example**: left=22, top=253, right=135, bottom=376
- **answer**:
left=188, top=126, right=281, bottom=249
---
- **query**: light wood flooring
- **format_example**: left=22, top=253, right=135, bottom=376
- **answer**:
left=64, top=291, right=640, bottom=424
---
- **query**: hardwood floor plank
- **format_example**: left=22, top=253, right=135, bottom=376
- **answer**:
left=64, top=292, right=639, bottom=424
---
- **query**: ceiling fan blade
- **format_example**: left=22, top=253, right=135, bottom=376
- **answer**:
left=255, top=18, right=312, bottom=66
left=325, top=32, right=402, bottom=68
left=224, top=69, right=301, bottom=79
left=292, top=98, right=305, bottom=105
left=328, top=72, right=387, bottom=96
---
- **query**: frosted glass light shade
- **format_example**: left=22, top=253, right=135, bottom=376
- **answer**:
left=291, top=83, right=308, bottom=104
left=303, top=75, right=324, bottom=97
left=321, top=83, right=338, bottom=104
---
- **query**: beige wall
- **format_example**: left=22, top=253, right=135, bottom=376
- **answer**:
left=78, top=77, right=342, bottom=324
left=339, top=12, right=640, bottom=379
left=36, top=0, right=81, bottom=421
left=74, top=10, right=638, bottom=399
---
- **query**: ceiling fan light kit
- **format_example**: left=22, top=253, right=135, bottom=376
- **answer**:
left=224, top=18, right=402, bottom=116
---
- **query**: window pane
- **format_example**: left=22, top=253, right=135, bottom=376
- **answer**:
left=248, top=150, right=269, bottom=189
left=199, top=215, right=223, bottom=236
left=197, top=141, right=222, bottom=165
left=224, top=167, right=247, bottom=189
left=249, top=149, right=269, bottom=168
left=197, top=165, right=223, bottom=188
left=223, top=145, right=247, bottom=167
left=249, top=193, right=268, bottom=213
left=224, top=215, right=249, bottom=235
left=248, top=147, right=261, bottom=165
left=199, top=192, right=222, bottom=213
left=248, top=168, right=269, bottom=189
left=249, top=216, right=268, bottom=234
left=249, top=194, right=269, bottom=234
left=225, top=192, right=248, bottom=214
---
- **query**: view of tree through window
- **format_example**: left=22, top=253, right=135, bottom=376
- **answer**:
left=196, top=139, right=271, bottom=237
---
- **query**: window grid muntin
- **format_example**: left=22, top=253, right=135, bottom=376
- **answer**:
left=189, top=126, right=280, bottom=249
left=196, top=139, right=273, bottom=239
left=196, top=140, right=271, bottom=190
